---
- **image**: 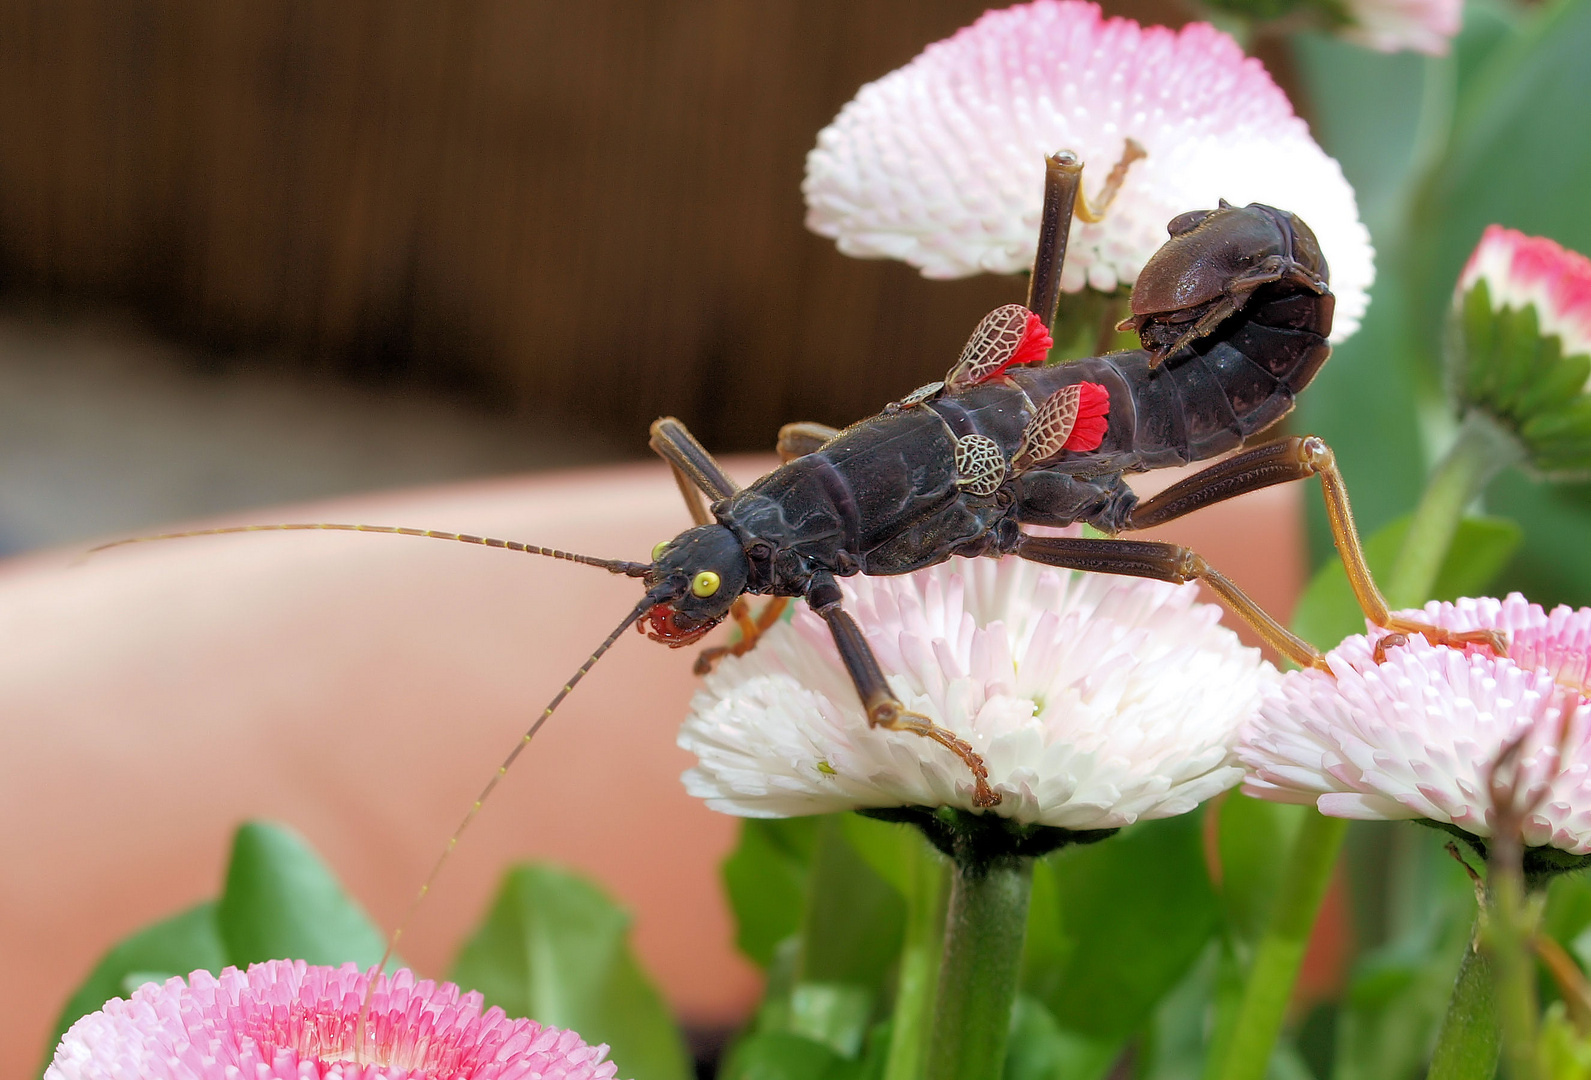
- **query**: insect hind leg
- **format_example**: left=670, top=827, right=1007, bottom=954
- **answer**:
left=1126, top=436, right=1507, bottom=659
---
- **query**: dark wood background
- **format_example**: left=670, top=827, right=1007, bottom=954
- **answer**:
left=0, top=0, right=1261, bottom=454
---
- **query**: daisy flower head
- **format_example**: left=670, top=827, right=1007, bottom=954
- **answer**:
left=1338, top=0, right=1462, bottom=55
left=679, top=556, right=1277, bottom=832
left=803, top=0, right=1374, bottom=341
left=1239, top=595, right=1591, bottom=867
left=47, top=960, right=621, bottom=1080
left=1452, top=227, right=1591, bottom=477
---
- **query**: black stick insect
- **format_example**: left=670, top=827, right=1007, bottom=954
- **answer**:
left=94, top=146, right=1505, bottom=925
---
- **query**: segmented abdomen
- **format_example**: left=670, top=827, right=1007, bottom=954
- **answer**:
left=1014, top=280, right=1333, bottom=472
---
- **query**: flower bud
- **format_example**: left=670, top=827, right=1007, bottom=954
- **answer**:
left=1449, top=225, right=1591, bottom=478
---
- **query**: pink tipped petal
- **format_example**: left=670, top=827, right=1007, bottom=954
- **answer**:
left=1459, top=225, right=1591, bottom=363
left=47, top=961, right=622, bottom=1080
left=681, top=556, right=1277, bottom=829
left=1238, top=595, right=1591, bottom=855
left=803, top=0, right=1374, bottom=341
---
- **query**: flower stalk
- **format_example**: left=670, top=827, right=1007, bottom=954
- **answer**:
left=926, top=857, right=1034, bottom=1080
left=1428, top=944, right=1501, bottom=1080
left=1387, top=411, right=1521, bottom=608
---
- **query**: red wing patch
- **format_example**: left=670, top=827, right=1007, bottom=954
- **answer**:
left=1010, top=381, right=1110, bottom=472
left=1064, top=382, right=1111, bottom=452
left=946, top=305, right=1053, bottom=390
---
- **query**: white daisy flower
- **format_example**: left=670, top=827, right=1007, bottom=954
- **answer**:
left=679, top=556, right=1277, bottom=830
left=803, top=0, right=1375, bottom=341
left=1239, top=595, right=1591, bottom=855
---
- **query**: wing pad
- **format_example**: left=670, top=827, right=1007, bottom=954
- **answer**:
left=1011, top=382, right=1111, bottom=472
left=946, top=305, right=1053, bottom=390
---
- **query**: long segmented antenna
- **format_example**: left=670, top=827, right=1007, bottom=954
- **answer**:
left=89, top=523, right=652, bottom=577
left=355, top=585, right=677, bottom=1055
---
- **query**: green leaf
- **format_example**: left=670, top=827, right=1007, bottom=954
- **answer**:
left=724, top=817, right=822, bottom=968
left=1289, top=513, right=1523, bottom=652
left=796, top=816, right=905, bottom=991
left=1410, top=0, right=1591, bottom=360
left=788, top=982, right=875, bottom=1059
left=719, top=1031, right=862, bottom=1080
left=1216, top=793, right=1308, bottom=948
left=840, top=812, right=922, bottom=898
left=216, top=821, right=387, bottom=969
left=1024, top=812, right=1220, bottom=1045
left=450, top=863, right=690, bottom=1080
left=42, top=902, right=226, bottom=1070
left=1003, top=995, right=1117, bottom=1080
left=1487, top=475, right=1591, bottom=607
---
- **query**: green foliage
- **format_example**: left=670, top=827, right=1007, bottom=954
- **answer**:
left=217, top=822, right=387, bottom=968
left=724, top=817, right=823, bottom=967
left=1024, top=812, right=1221, bottom=1046
left=450, top=863, right=690, bottom=1080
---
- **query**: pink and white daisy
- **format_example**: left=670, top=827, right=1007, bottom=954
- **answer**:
left=1239, top=595, right=1591, bottom=853
left=803, top=0, right=1374, bottom=341
left=679, top=557, right=1276, bottom=829
left=1459, top=226, right=1591, bottom=365
left=1339, top=0, right=1462, bottom=55
left=46, top=960, right=621, bottom=1080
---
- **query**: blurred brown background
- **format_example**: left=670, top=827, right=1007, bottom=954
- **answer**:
left=0, top=0, right=1219, bottom=471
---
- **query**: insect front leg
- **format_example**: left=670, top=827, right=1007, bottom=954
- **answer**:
left=808, top=572, right=1000, bottom=808
left=650, top=416, right=741, bottom=526
left=1127, top=435, right=1508, bottom=657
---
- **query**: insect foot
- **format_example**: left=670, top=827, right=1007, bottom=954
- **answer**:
left=1382, top=618, right=1509, bottom=659
left=867, top=699, right=1001, bottom=808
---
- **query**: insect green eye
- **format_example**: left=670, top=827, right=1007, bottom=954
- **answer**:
left=652, top=541, right=669, bottom=562
left=692, top=571, right=721, bottom=597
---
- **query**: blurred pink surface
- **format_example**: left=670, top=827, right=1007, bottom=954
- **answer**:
left=0, top=455, right=1303, bottom=1075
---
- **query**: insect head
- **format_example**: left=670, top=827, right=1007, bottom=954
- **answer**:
left=641, top=523, right=750, bottom=646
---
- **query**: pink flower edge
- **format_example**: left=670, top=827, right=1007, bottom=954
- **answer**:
left=47, top=960, right=622, bottom=1080
left=1459, top=225, right=1591, bottom=361
left=1238, top=595, right=1591, bottom=853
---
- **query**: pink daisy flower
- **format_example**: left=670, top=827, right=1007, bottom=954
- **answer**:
left=1459, top=226, right=1591, bottom=364
left=1340, top=0, right=1462, bottom=55
left=803, top=0, right=1374, bottom=341
left=1238, top=595, right=1591, bottom=854
left=46, top=960, right=621, bottom=1080
left=679, top=557, right=1276, bottom=829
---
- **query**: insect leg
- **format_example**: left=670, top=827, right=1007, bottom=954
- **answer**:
left=650, top=416, right=741, bottom=526
left=1014, top=532, right=1327, bottom=670
left=777, top=421, right=841, bottom=463
left=692, top=596, right=790, bottom=674
left=1027, top=151, right=1085, bottom=329
left=1126, top=436, right=1507, bottom=656
left=808, top=573, right=1000, bottom=808
left=1073, top=137, right=1147, bottom=224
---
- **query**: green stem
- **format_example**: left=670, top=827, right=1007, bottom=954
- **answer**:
left=1209, top=812, right=1349, bottom=1080
left=883, top=841, right=951, bottom=1080
left=1428, top=939, right=1500, bottom=1080
left=1385, top=411, right=1519, bottom=608
left=925, top=858, right=1033, bottom=1080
